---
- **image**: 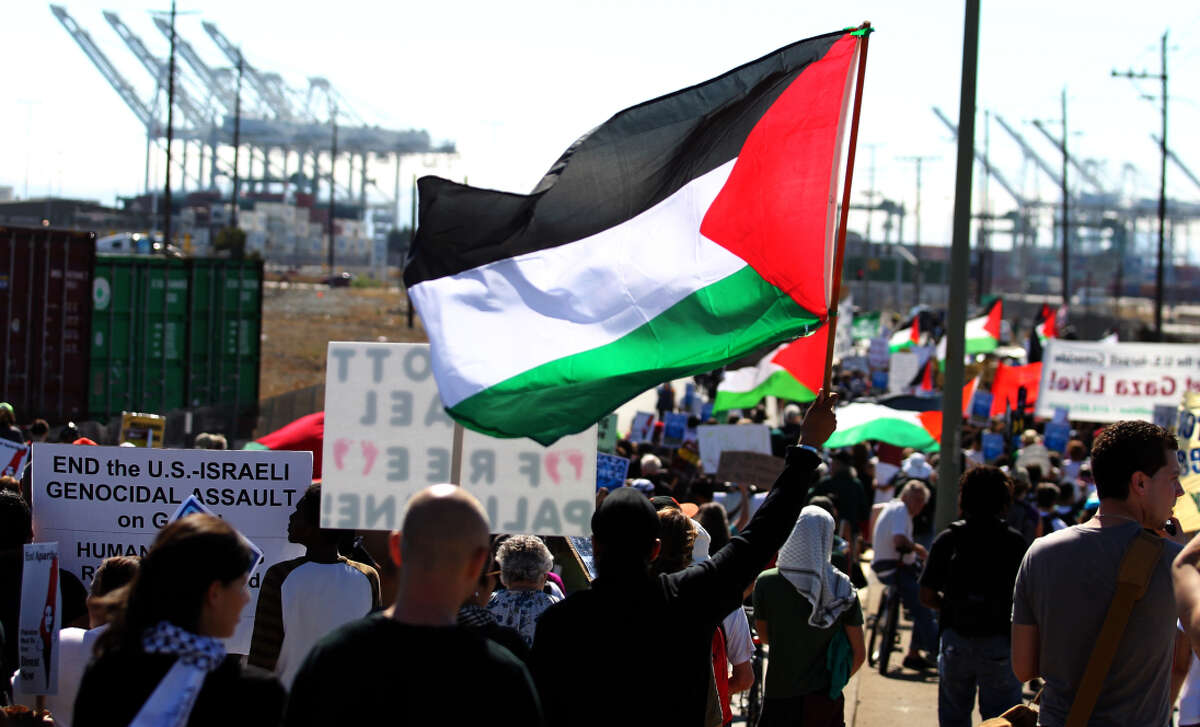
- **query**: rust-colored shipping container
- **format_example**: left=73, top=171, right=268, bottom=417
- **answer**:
left=0, top=226, right=95, bottom=423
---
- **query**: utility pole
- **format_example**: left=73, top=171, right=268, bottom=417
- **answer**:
left=938, top=0, right=980, bottom=533
left=1060, top=88, right=1070, bottom=308
left=1113, top=32, right=1169, bottom=339
left=231, top=49, right=243, bottom=229
left=162, top=0, right=177, bottom=246
left=862, top=143, right=880, bottom=310
left=327, top=106, right=338, bottom=273
left=976, top=110, right=990, bottom=303
left=898, top=154, right=937, bottom=306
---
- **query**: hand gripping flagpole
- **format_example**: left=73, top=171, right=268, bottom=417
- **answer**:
left=822, top=22, right=872, bottom=393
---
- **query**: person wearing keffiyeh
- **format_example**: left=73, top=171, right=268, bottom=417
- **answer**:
left=74, top=515, right=284, bottom=727
left=752, top=506, right=866, bottom=727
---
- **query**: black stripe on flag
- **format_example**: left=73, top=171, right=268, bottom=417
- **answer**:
left=404, top=29, right=847, bottom=287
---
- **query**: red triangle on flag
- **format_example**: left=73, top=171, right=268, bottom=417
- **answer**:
left=984, top=299, right=1003, bottom=340
left=770, top=323, right=831, bottom=395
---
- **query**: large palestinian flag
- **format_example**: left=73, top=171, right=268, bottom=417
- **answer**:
left=405, top=29, right=866, bottom=444
left=825, top=402, right=942, bottom=451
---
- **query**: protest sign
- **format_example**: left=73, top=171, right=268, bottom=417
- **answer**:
left=1052, top=407, right=1069, bottom=425
left=596, top=452, right=630, bottom=492
left=1154, top=404, right=1178, bottom=433
left=867, top=337, right=890, bottom=369
left=715, top=451, right=786, bottom=489
left=1174, top=393, right=1200, bottom=533
left=981, top=432, right=1005, bottom=463
left=1043, top=422, right=1071, bottom=455
left=696, top=424, right=771, bottom=473
left=662, top=412, right=689, bottom=447
left=970, top=392, right=993, bottom=426
left=851, top=312, right=881, bottom=341
left=871, top=370, right=888, bottom=392
left=888, top=352, right=919, bottom=395
left=630, top=412, right=655, bottom=443
left=0, top=437, right=29, bottom=478
left=596, top=413, right=618, bottom=454
left=833, top=296, right=854, bottom=364
left=566, top=535, right=597, bottom=582
left=713, top=490, right=767, bottom=521
left=322, top=343, right=597, bottom=537
left=17, top=542, right=60, bottom=696
left=840, top=355, right=869, bottom=374
left=119, top=412, right=166, bottom=448
left=1036, top=340, right=1200, bottom=422
left=700, top=402, right=714, bottom=422
left=32, top=443, right=310, bottom=653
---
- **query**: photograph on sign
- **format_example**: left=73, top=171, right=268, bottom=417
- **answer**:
left=18, top=542, right=61, bottom=696
left=596, top=413, right=619, bottom=454
left=321, top=343, right=597, bottom=537
left=0, top=437, right=30, bottom=479
left=696, top=424, right=771, bottom=473
left=32, top=443, right=311, bottom=654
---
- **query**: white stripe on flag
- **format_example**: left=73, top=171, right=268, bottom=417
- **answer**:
left=410, top=159, right=745, bottom=408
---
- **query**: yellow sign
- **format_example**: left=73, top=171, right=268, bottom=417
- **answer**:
left=119, top=412, right=166, bottom=449
left=1174, top=392, right=1200, bottom=533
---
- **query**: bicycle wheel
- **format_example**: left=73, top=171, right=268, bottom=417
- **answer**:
left=878, top=587, right=900, bottom=675
left=866, top=588, right=888, bottom=667
left=747, top=650, right=763, bottom=726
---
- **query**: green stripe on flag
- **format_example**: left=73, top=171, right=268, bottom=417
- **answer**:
left=713, top=369, right=817, bottom=412
left=449, top=265, right=822, bottom=444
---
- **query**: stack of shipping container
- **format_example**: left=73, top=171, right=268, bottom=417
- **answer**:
left=1, top=226, right=262, bottom=443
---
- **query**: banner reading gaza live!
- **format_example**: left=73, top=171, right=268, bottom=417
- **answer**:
left=32, top=444, right=310, bottom=654
left=1035, top=340, right=1200, bottom=423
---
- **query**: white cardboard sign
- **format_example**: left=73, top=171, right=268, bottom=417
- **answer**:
left=696, top=424, right=772, bottom=474
left=31, top=444, right=311, bottom=654
left=1036, top=340, right=1200, bottom=422
left=17, top=542, right=61, bottom=695
left=321, top=342, right=597, bottom=536
left=888, top=352, right=920, bottom=395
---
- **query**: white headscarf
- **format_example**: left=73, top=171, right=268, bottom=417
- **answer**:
left=902, top=452, right=932, bottom=480
left=776, top=506, right=857, bottom=628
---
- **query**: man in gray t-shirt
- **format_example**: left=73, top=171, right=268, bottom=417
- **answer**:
left=1011, top=420, right=1185, bottom=727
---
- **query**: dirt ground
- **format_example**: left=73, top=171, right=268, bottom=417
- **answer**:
left=259, top=284, right=428, bottom=399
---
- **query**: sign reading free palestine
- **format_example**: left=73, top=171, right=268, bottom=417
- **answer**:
left=322, top=343, right=597, bottom=536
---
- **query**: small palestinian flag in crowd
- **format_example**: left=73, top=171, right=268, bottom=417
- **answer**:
left=909, top=355, right=936, bottom=394
left=937, top=298, right=1004, bottom=360
left=714, top=321, right=834, bottom=411
left=825, top=402, right=942, bottom=451
left=1034, top=303, right=1059, bottom=342
left=889, top=314, right=921, bottom=352
left=405, top=28, right=868, bottom=444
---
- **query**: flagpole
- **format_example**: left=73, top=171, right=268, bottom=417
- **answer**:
left=823, top=22, right=871, bottom=393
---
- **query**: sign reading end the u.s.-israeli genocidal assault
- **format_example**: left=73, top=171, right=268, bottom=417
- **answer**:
left=32, top=444, right=310, bottom=653
left=321, top=342, right=597, bottom=536
left=1036, top=340, right=1200, bottom=422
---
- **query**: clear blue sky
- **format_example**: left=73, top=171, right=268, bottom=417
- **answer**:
left=3, top=0, right=1199, bottom=249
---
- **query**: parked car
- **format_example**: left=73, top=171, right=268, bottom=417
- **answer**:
left=325, top=271, right=354, bottom=287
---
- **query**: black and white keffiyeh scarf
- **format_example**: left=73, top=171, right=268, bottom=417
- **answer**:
left=131, top=621, right=226, bottom=727
left=777, top=506, right=857, bottom=628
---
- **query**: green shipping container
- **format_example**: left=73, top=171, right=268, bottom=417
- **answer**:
left=89, top=256, right=262, bottom=431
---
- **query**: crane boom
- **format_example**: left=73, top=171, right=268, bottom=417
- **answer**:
left=1030, top=120, right=1106, bottom=192
left=932, top=106, right=1027, bottom=207
left=201, top=21, right=295, bottom=120
left=50, top=4, right=156, bottom=130
left=993, top=114, right=1062, bottom=187
left=101, top=11, right=212, bottom=131
left=150, top=15, right=235, bottom=112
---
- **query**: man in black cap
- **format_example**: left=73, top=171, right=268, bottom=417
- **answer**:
left=530, top=390, right=838, bottom=727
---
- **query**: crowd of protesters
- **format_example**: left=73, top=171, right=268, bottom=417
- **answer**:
left=4, top=370, right=1200, bottom=727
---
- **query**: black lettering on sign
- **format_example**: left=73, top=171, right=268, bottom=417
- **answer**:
left=403, top=347, right=431, bottom=381
left=469, top=450, right=495, bottom=485
left=427, top=448, right=449, bottom=482
left=390, top=391, right=413, bottom=426
left=386, top=447, right=409, bottom=481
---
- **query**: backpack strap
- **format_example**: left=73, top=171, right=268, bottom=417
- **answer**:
left=1064, top=529, right=1164, bottom=727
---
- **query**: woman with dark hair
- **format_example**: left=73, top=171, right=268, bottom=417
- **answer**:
left=74, top=514, right=285, bottom=727
left=695, top=502, right=731, bottom=555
